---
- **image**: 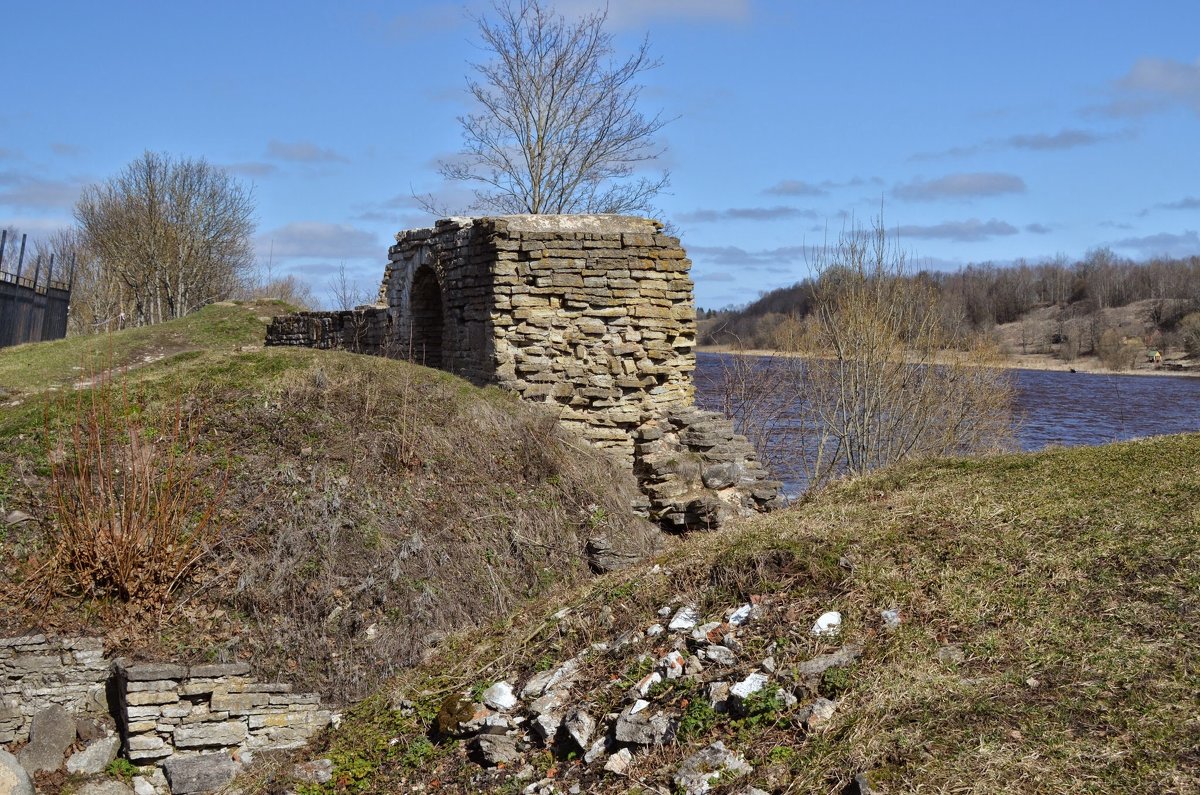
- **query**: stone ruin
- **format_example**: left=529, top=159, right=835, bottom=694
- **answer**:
left=0, top=633, right=333, bottom=794
left=266, top=215, right=781, bottom=530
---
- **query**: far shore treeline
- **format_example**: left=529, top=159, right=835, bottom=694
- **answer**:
left=701, top=250, right=1200, bottom=364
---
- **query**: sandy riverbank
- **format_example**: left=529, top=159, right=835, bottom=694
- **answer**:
left=697, top=346, right=1200, bottom=379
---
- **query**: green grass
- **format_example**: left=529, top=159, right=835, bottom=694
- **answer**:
left=301, top=433, right=1199, bottom=794
left=0, top=299, right=291, bottom=397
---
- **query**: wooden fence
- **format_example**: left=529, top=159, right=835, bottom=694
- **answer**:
left=0, top=231, right=73, bottom=348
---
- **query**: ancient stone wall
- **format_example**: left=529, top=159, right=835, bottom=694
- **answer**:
left=1, top=634, right=332, bottom=794
left=266, top=215, right=781, bottom=528
left=0, top=635, right=108, bottom=744
left=116, top=660, right=332, bottom=766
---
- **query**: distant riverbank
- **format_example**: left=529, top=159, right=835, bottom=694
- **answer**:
left=696, top=345, right=1199, bottom=379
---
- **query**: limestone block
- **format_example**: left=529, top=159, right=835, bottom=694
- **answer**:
left=172, top=720, right=247, bottom=748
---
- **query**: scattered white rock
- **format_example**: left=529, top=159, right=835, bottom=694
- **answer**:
left=630, top=699, right=650, bottom=715
left=604, top=747, right=633, bottom=774
left=564, top=709, right=595, bottom=749
left=707, top=681, right=730, bottom=712
left=760, top=656, right=777, bottom=673
left=881, top=609, right=901, bottom=630
left=659, top=650, right=686, bottom=680
left=730, top=672, right=768, bottom=700
left=802, top=697, right=837, bottom=729
left=646, top=624, right=665, bottom=637
left=727, top=603, right=753, bottom=626
left=668, top=606, right=700, bottom=631
left=673, top=741, right=752, bottom=795
left=131, top=777, right=156, bottom=795
left=684, top=655, right=704, bottom=676
left=584, top=736, right=610, bottom=764
left=482, top=682, right=518, bottom=712
left=552, top=607, right=572, bottom=620
left=811, top=610, right=843, bottom=637
left=657, top=605, right=673, bottom=618
left=703, top=645, right=736, bottom=667
left=691, top=621, right=721, bottom=641
left=634, top=671, right=662, bottom=697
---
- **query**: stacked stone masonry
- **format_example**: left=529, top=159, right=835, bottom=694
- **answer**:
left=116, top=660, right=332, bottom=765
left=1, top=634, right=332, bottom=792
left=0, top=634, right=108, bottom=744
left=265, top=215, right=781, bottom=528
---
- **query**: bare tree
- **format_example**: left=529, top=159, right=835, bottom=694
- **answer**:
left=75, top=151, right=256, bottom=326
left=434, top=0, right=670, bottom=215
left=327, top=262, right=373, bottom=310
left=741, top=218, right=1015, bottom=493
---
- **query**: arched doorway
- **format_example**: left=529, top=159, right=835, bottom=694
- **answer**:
left=409, top=266, right=444, bottom=368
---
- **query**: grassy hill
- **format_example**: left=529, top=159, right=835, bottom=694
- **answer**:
left=285, top=433, right=1199, bottom=794
left=0, top=302, right=656, bottom=704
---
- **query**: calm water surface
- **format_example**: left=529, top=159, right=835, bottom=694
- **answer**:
left=695, top=351, right=1200, bottom=471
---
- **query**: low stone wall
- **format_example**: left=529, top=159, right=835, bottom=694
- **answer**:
left=265, top=308, right=390, bottom=353
left=116, top=661, right=332, bottom=765
left=0, top=634, right=109, bottom=744
left=1, top=635, right=333, bottom=794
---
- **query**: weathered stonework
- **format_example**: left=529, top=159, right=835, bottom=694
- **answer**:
left=0, top=635, right=109, bottom=744
left=266, top=215, right=781, bottom=528
left=114, top=660, right=332, bottom=765
left=1, top=635, right=332, bottom=793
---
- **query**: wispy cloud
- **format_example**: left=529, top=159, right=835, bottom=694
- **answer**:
left=912, top=128, right=1124, bottom=160
left=678, top=205, right=817, bottom=223
left=1157, top=196, right=1200, bottom=211
left=50, top=143, right=83, bottom=157
left=1025, top=223, right=1052, bottom=234
left=688, top=243, right=812, bottom=268
left=763, top=179, right=827, bottom=197
left=258, top=221, right=381, bottom=259
left=1007, top=129, right=1106, bottom=150
left=1110, top=229, right=1200, bottom=258
left=763, top=176, right=882, bottom=196
left=0, top=171, right=85, bottom=211
left=895, top=218, right=1019, bottom=242
left=893, top=172, right=1026, bottom=201
left=266, top=139, right=349, bottom=163
left=1092, top=56, right=1200, bottom=117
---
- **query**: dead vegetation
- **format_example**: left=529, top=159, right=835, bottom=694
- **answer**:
left=0, top=305, right=656, bottom=704
left=288, top=432, right=1200, bottom=794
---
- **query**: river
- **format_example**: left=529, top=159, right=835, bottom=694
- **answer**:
left=694, top=351, right=1200, bottom=492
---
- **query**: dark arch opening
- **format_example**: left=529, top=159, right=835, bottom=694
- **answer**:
left=409, top=266, right=444, bottom=369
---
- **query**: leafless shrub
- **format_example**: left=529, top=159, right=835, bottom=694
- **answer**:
left=34, top=374, right=226, bottom=604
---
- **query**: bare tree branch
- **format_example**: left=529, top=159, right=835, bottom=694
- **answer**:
left=438, top=0, right=672, bottom=216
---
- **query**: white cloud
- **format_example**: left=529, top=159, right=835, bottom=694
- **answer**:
left=0, top=171, right=85, bottom=211
left=688, top=243, right=812, bottom=268
left=893, top=173, right=1026, bottom=201
left=895, top=218, right=1019, bottom=242
left=1110, top=229, right=1200, bottom=258
left=258, top=221, right=381, bottom=260
left=1093, top=57, right=1200, bottom=117
left=266, top=139, right=349, bottom=163
left=763, top=179, right=828, bottom=197
left=678, top=205, right=816, bottom=223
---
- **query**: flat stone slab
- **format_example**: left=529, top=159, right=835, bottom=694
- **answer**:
left=162, top=753, right=241, bottom=794
left=122, top=663, right=187, bottom=681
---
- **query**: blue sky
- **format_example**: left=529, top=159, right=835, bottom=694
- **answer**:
left=2, top=0, right=1198, bottom=310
